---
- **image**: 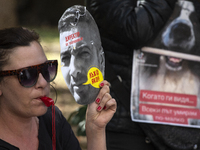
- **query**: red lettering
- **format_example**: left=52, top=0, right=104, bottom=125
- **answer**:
left=65, top=32, right=80, bottom=42
left=89, top=72, right=93, bottom=78
left=91, top=78, right=95, bottom=84
left=93, top=71, right=96, bottom=77
left=96, top=70, right=99, bottom=75
left=91, top=76, right=100, bottom=84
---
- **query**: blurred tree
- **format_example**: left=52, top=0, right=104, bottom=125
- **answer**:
left=0, top=0, right=18, bottom=29
left=68, top=105, right=87, bottom=136
left=17, top=0, right=85, bottom=27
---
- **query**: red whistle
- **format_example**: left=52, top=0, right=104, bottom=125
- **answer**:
left=40, top=96, right=54, bottom=107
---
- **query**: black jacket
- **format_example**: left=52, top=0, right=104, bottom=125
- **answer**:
left=85, top=0, right=200, bottom=150
left=87, top=0, right=176, bottom=132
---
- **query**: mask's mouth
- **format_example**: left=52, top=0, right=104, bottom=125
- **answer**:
left=165, top=56, right=183, bottom=71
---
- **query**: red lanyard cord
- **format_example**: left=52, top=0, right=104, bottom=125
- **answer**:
left=41, top=96, right=56, bottom=150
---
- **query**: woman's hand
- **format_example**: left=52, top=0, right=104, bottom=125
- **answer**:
left=86, top=80, right=116, bottom=150
left=86, top=80, right=117, bottom=130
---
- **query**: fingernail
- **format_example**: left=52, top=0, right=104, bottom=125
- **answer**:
left=103, top=106, right=106, bottom=110
left=97, top=106, right=102, bottom=111
left=96, top=98, right=100, bottom=103
left=100, top=83, right=104, bottom=87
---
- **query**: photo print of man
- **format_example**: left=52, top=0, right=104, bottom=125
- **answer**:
left=58, top=5, right=105, bottom=105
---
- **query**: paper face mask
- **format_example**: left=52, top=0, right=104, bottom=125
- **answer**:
left=58, top=5, right=105, bottom=105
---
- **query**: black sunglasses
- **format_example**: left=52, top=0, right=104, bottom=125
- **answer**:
left=0, top=60, right=58, bottom=87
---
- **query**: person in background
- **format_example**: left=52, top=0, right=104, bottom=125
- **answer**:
left=0, top=27, right=116, bottom=150
left=86, top=0, right=179, bottom=149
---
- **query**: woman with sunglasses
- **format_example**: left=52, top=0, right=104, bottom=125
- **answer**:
left=0, top=27, right=116, bottom=150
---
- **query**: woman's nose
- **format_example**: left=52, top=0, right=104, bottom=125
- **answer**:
left=35, top=73, right=48, bottom=88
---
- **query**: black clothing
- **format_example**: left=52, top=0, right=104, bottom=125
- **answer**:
left=87, top=0, right=200, bottom=149
left=87, top=0, right=177, bottom=105
left=0, top=106, right=81, bottom=150
left=86, top=0, right=177, bottom=131
left=86, top=0, right=177, bottom=149
left=106, top=130, right=156, bottom=150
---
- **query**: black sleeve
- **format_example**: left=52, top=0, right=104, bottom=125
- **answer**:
left=86, top=0, right=177, bottom=49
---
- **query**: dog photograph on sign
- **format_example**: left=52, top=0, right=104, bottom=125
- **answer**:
left=131, top=0, right=200, bottom=127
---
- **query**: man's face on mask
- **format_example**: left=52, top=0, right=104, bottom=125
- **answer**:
left=60, top=21, right=103, bottom=104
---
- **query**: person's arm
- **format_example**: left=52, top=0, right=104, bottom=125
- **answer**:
left=86, top=0, right=177, bottom=49
left=85, top=80, right=116, bottom=150
left=86, top=119, right=107, bottom=150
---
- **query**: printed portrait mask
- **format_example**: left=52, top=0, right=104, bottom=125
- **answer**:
left=58, top=5, right=105, bottom=105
